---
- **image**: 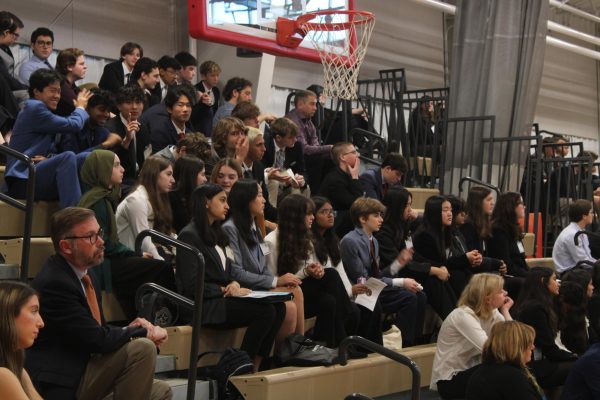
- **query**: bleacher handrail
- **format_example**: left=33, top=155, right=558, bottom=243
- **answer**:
left=458, top=177, right=500, bottom=197
left=134, top=229, right=205, bottom=400
left=338, top=336, right=421, bottom=400
left=0, top=145, right=36, bottom=281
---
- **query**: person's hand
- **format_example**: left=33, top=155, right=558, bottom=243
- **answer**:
left=235, top=135, right=249, bottom=161
left=291, top=174, right=305, bottom=188
left=409, top=208, right=419, bottom=221
left=466, top=250, right=482, bottom=266
left=403, top=278, right=421, bottom=293
left=31, top=155, right=47, bottom=163
left=259, top=113, right=277, bottom=124
left=500, top=296, right=514, bottom=315
left=267, top=168, right=291, bottom=183
left=200, top=92, right=212, bottom=106
left=223, top=281, right=241, bottom=297
left=348, top=156, right=361, bottom=179
left=74, top=88, right=92, bottom=109
left=351, top=284, right=372, bottom=296
left=142, top=252, right=154, bottom=259
left=230, top=287, right=252, bottom=297
left=498, top=261, right=507, bottom=275
left=148, top=325, right=168, bottom=346
left=396, top=248, right=413, bottom=266
left=431, top=266, right=450, bottom=281
left=306, top=263, right=325, bottom=279
left=277, top=273, right=302, bottom=288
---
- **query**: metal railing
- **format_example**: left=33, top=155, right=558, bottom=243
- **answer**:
left=0, top=145, right=36, bottom=281
left=134, top=229, right=205, bottom=400
left=458, top=177, right=500, bottom=197
left=338, top=336, right=421, bottom=400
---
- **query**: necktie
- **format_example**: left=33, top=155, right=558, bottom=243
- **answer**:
left=243, top=168, right=253, bottom=179
left=382, top=183, right=389, bottom=199
left=275, top=149, right=285, bottom=169
left=125, top=73, right=131, bottom=84
left=369, top=239, right=380, bottom=278
left=81, top=274, right=102, bottom=324
left=43, top=60, right=53, bottom=70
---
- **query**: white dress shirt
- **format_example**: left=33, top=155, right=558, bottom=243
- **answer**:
left=552, top=222, right=596, bottom=273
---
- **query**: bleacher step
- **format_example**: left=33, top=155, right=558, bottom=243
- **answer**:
left=0, top=200, right=59, bottom=237
left=0, top=237, right=54, bottom=279
left=161, top=378, right=217, bottom=400
left=406, top=188, right=439, bottom=210
left=0, top=263, right=19, bottom=279
left=156, top=355, right=177, bottom=374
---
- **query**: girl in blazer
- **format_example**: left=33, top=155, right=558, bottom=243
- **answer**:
left=176, top=184, right=285, bottom=371
left=169, top=155, right=207, bottom=233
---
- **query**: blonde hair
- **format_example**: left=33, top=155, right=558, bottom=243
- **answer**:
left=458, top=273, right=504, bottom=320
left=246, top=126, right=263, bottom=144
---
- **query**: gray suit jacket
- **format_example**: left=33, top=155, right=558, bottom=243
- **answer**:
left=340, top=227, right=394, bottom=286
left=222, top=219, right=276, bottom=290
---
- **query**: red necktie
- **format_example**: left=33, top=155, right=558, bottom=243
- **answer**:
left=81, top=274, right=102, bottom=325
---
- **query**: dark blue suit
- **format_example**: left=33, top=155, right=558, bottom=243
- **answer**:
left=359, top=168, right=384, bottom=200
left=140, top=103, right=192, bottom=154
left=5, top=99, right=88, bottom=208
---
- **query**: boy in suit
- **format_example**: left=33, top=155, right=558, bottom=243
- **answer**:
left=98, top=42, right=143, bottom=94
left=191, top=60, right=221, bottom=136
left=360, top=152, right=407, bottom=201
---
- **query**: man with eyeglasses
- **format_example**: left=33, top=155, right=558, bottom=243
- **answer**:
left=212, top=76, right=253, bottom=127
left=150, top=55, right=181, bottom=103
left=27, top=207, right=172, bottom=400
left=18, top=27, right=54, bottom=85
left=0, top=11, right=27, bottom=121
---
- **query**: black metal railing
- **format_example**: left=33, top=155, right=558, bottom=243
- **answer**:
left=458, top=177, right=500, bottom=197
left=0, top=145, right=36, bottom=281
left=338, top=336, right=421, bottom=400
left=134, top=229, right=205, bottom=400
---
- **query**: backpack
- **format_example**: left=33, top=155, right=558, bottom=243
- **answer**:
left=275, top=333, right=339, bottom=367
left=198, top=348, right=254, bottom=400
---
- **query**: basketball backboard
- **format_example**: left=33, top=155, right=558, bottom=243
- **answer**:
left=188, top=0, right=355, bottom=63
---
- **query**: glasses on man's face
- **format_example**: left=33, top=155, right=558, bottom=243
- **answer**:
left=343, top=149, right=358, bottom=156
left=35, top=40, right=52, bottom=47
left=65, top=228, right=104, bottom=245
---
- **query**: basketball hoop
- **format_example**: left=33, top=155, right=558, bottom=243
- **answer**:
left=277, top=10, right=375, bottom=100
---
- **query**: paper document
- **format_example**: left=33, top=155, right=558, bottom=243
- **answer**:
left=354, top=278, right=387, bottom=311
left=240, top=291, right=290, bottom=299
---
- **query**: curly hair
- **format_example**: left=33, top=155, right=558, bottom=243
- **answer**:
left=276, top=194, right=315, bottom=275
left=491, top=192, right=523, bottom=241
left=212, top=116, right=247, bottom=158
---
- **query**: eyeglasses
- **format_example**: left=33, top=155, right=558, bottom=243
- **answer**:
left=343, top=149, right=358, bottom=156
left=65, top=228, right=104, bottom=245
left=318, top=208, right=337, bottom=217
left=35, top=40, right=53, bottom=47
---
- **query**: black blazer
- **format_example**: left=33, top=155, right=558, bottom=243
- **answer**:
left=466, top=363, right=544, bottom=400
left=140, top=103, right=192, bottom=154
left=319, top=166, right=364, bottom=237
left=374, top=222, right=431, bottom=277
left=176, top=222, right=233, bottom=325
left=26, top=254, right=146, bottom=399
left=190, top=82, right=220, bottom=136
left=487, top=226, right=529, bottom=277
left=245, top=160, right=277, bottom=221
left=459, top=221, right=503, bottom=272
left=98, top=60, right=125, bottom=94
left=413, top=228, right=470, bottom=271
left=359, top=168, right=384, bottom=200
left=105, top=115, right=149, bottom=182
left=263, top=133, right=306, bottom=176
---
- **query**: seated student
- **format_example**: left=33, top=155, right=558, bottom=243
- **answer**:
left=0, top=281, right=45, bottom=400
left=466, top=321, right=544, bottom=400
left=312, top=196, right=383, bottom=345
left=98, top=42, right=143, bottom=94
left=264, top=194, right=353, bottom=347
left=487, top=192, right=529, bottom=297
left=4, top=69, right=91, bottom=208
left=430, top=273, right=513, bottom=399
left=174, top=51, right=196, bottom=84
left=144, top=85, right=194, bottom=153
left=562, top=318, right=600, bottom=399
left=557, top=281, right=589, bottom=356
left=155, top=131, right=218, bottom=176
left=213, top=77, right=253, bottom=127
left=26, top=207, right=171, bottom=400
left=223, top=179, right=304, bottom=346
left=553, top=199, right=597, bottom=274
left=78, top=150, right=176, bottom=318
left=231, top=100, right=276, bottom=129
left=176, top=184, right=285, bottom=371
left=212, top=116, right=249, bottom=160
left=150, top=56, right=181, bottom=103
left=169, top=155, right=206, bottom=233
left=129, top=57, right=160, bottom=108
left=514, top=267, right=577, bottom=391
left=376, top=187, right=456, bottom=320
left=0, top=11, right=27, bottom=115
left=320, top=142, right=364, bottom=237
left=460, top=186, right=506, bottom=274
left=360, top=152, right=407, bottom=201
left=563, top=268, right=600, bottom=344
left=263, top=117, right=307, bottom=208
left=414, top=195, right=481, bottom=298
left=191, top=60, right=221, bottom=136
left=18, top=27, right=55, bottom=85
left=340, top=197, right=426, bottom=347
left=242, top=126, right=277, bottom=223
left=105, top=84, right=150, bottom=189
left=210, top=157, right=242, bottom=194
left=57, top=89, right=121, bottom=157
left=116, top=156, right=175, bottom=261
left=54, top=48, right=87, bottom=117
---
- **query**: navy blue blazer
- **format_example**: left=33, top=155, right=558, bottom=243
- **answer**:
left=26, top=254, right=147, bottom=399
left=340, top=227, right=394, bottom=286
left=263, top=132, right=306, bottom=177
left=359, top=168, right=384, bottom=200
left=6, top=100, right=88, bottom=180
left=140, top=103, right=192, bottom=153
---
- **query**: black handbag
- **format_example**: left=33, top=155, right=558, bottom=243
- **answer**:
left=275, top=333, right=338, bottom=367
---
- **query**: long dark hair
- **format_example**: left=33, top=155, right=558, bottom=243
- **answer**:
left=227, top=179, right=261, bottom=246
left=418, top=195, right=452, bottom=257
left=0, top=281, right=37, bottom=389
left=465, top=186, right=493, bottom=238
left=277, top=194, right=314, bottom=275
left=381, top=186, right=412, bottom=244
left=491, top=192, right=523, bottom=241
left=558, top=281, right=588, bottom=355
left=190, top=184, right=229, bottom=247
left=173, top=155, right=205, bottom=216
left=515, top=267, right=558, bottom=335
left=311, top=196, right=341, bottom=266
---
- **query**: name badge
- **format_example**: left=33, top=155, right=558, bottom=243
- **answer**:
left=259, top=242, right=271, bottom=256
left=517, top=241, right=525, bottom=254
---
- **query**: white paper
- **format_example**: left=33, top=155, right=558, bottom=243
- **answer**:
left=354, top=278, right=387, bottom=311
left=240, top=291, right=290, bottom=299
left=283, top=168, right=298, bottom=185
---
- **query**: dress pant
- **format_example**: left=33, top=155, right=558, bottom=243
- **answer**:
left=379, top=286, right=427, bottom=346
left=346, top=301, right=383, bottom=346
left=205, top=299, right=285, bottom=359
left=401, top=269, right=457, bottom=320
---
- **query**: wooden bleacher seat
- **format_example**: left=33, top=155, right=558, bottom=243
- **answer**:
left=526, top=257, right=555, bottom=270
left=0, top=200, right=59, bottom=237
left=522, top=232, right=535, bottom=257
left=230, top=344, right=436, bottom=400
left=0, top=165, right=4, bottom=184
left=406, top=188, right=439, bottom=210
left=408, top=157, right=433, bottom=177
left=0, top=237, right=54, bottom=278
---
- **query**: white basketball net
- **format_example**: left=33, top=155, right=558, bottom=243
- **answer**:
left=300, top=12, right=375, bottom=100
